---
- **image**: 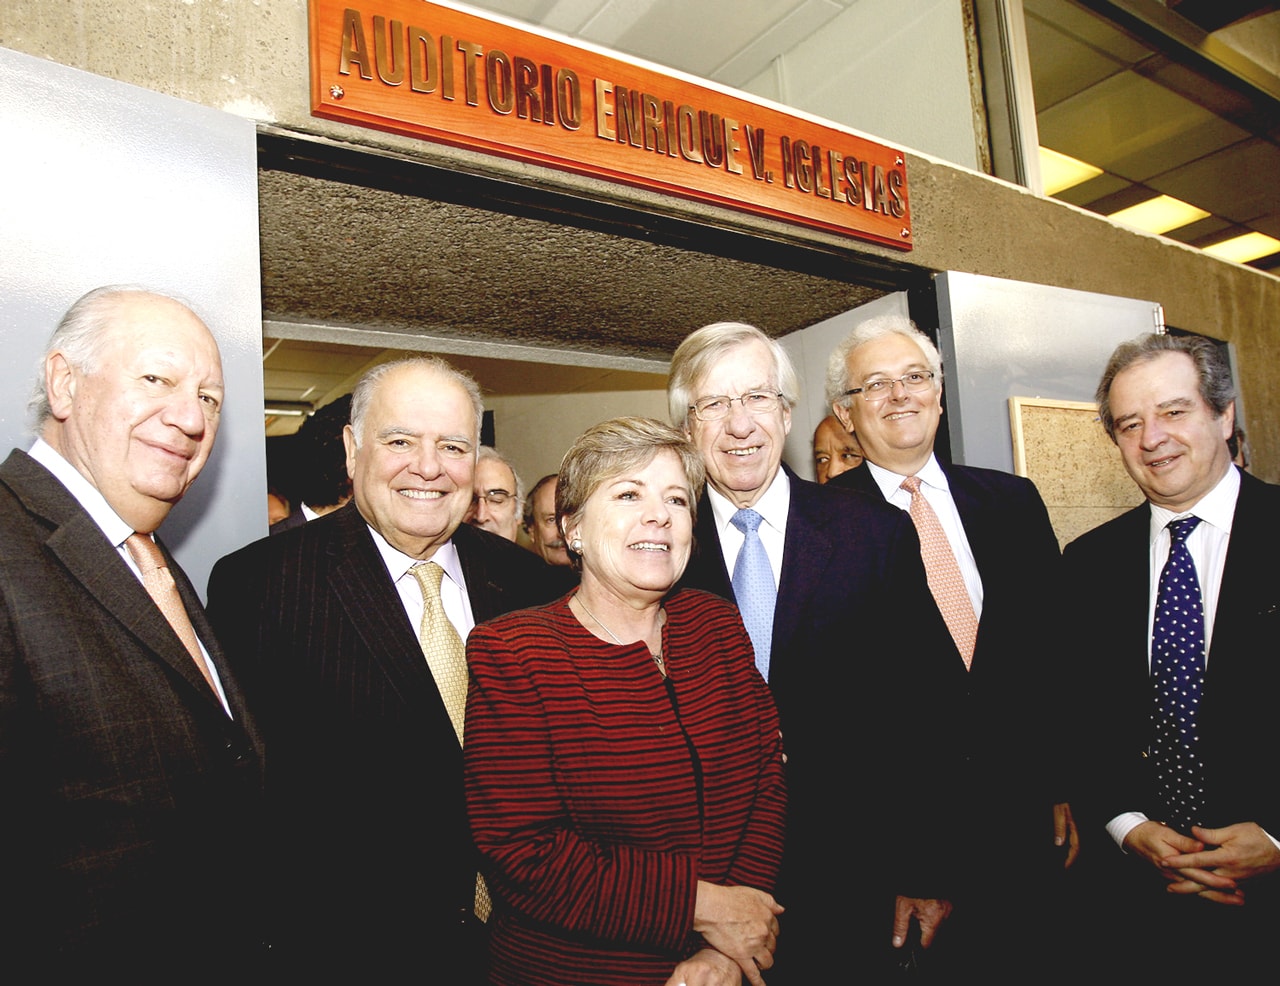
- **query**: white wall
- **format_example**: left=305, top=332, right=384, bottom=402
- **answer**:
left=0, top=47, right=265, bottom=598
left=743, top=0, right=981, bottom=171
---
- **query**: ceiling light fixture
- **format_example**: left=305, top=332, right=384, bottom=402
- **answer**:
left=1039, top=147, right=1103, bottom=196
left=1106, top=195, right=1210, bottom=235
left=1202, top=232, right=1280, bottom=264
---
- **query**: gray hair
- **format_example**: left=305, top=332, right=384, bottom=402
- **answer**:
left=667, top=322, right=799, bottom=426
left=29, top=284, right=194, bottom=427
left=477, top=444, right=525, bottom=513
left=825, top=314, right=943, bottom=409
left=1096, top=332, right=1235, bottom=442
left=556, top=416, right=706, bottom=571
left=348, top=356, right=484, bottom=450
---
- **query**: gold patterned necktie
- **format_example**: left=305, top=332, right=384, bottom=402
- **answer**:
left=410, top=561, right=491, bottom=921
left=900, top=477, right=979, bottom=670
left=125, top=532, right=219, bottom=695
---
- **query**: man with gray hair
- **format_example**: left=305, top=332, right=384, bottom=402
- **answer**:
left=467, top=445, right=524, bottom=543
left=671, top=320, right=948, bottom=980
left=1063, top=332, right=1280, bottom=977
left=208, top=356, right=559, bottom=981
left=0, top=285, right=264, bottom=969
left=827, top=312, right=1076, bottom=977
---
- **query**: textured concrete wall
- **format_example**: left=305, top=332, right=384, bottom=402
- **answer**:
left=3, top=1, right=1275, bottom=480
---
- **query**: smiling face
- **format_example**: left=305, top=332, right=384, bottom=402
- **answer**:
left=528, top=478, right=570, bottom=566
left=566, top=449, right=694, bottom=604
left=468, top=456, right=520, bottom=542
left=1108, top=351, right=1234, bottom=512
left=43, top=293, right=223, bottom=534
left=835, top=332, right=942, bottom=476
left=684, top=339, right=791, bottom=509
left=813, top=414, right=864, bottom=483
left=344, top=363, right=477, bottom=559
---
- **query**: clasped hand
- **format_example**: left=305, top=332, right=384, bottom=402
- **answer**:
left=1124, top=820, right=1280, bottom=905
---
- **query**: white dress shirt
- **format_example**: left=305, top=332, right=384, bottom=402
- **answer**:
left=707, top=468, right=791, bottom=590
left=1103, top=465, right=1269, bottom=848
left=368, top=527, right=476, bottom=642
left=865, top=454, right=984, bottom=618
left=27, top=438, right=232, bottom=716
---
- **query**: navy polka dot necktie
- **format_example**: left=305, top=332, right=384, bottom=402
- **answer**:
left=1151, top=515, right=1206, bottom=834
left=730, top=508, right=775, bottom=682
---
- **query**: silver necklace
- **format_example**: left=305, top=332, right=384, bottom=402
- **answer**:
left=574, top=596, right=666, bottom=676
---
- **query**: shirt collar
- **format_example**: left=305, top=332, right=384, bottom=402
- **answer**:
left=367, top=524, right=464, bottom=588
left=707, top=466, right=791, bottom=535
left=1147, top=464, right=1239, bottom=543
left=866, top=452, right=949, bottom=498
left=28, top=438, right=135, bottom=547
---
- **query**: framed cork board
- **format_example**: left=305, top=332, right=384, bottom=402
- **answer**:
left=1009, top=397, right=1144, bottom=549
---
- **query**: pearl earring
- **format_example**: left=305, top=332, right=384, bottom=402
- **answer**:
left=570, top=538, right=583, bottom=553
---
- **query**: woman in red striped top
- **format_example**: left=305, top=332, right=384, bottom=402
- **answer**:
left=465, top=417, right=786, bottom=986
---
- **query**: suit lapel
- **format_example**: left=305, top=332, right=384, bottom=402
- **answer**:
left=1209, top=469, right=1274, bottom=660
left=0, top=450, right=232, bottom=711
left=325, top=507, right=442, bottom=711
left=773, top=477, right=838, bottom=655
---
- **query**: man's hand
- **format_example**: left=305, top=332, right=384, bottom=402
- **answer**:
left=892, top=895, right=952, bottom=949
left=1053, top=801, right=1080, bottom=869
left=1157, top=822, right=1280, bottom=904
left=664, top=947, right=742, bottom=986
left=692, top=881, right=783, bottom=986
left=1122, top=820, right=1243, bottom=904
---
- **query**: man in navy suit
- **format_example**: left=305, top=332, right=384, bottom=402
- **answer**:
left=826, top=313, right=1077, bottom=977
left=1063, top=333, right=1280, bottom=976
left=670, top=321, right=949, bottom=980
left=0, top=286, right=264, bottom=971
left=207, top=356, right=558, bottom=981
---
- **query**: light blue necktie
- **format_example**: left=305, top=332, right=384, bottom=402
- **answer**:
left=730, top=508, right=775, bottom=681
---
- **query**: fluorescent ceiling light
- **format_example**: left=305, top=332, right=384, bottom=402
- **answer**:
left=1039, top=147, right=1103, bottom=196
left=1202, top=232, right=1280, bottom=264
left=1106, top=195, right=1210, bottom=235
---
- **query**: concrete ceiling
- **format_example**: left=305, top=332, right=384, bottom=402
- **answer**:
left=259, top=0, right=1280, bottom=432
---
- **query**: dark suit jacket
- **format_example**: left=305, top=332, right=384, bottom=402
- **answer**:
left=1063, top=468, right=1280, bottom=841
left=206, top=502, right=563, bottom=978
left=268, top=504, right=307, bottom=535
left=678, top=466, right=942, bottom=974
left=834, top=462, right=1068, bottom=828
left=0, top=449, right=264, bottom=969
left=1061, top=468, right=1280, bottom=970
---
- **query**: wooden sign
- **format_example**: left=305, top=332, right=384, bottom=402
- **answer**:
left=309, top=0, right=913, bottom=249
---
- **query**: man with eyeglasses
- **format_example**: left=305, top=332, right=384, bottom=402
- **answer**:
left=826, top=314, right=1077, bottom=979
left=670, top=321, right=949, bottom=982
left=467, top=445, right=524, bottom=542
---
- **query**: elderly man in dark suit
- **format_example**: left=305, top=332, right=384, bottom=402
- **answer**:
left=826, top=313, right=1077, bottom=977
left=0, top=285, right=264, bottom=970
left=1063, top=333, right=1280, bottom=977
left=207, top=356, right=558, bottom=981
left=670, top=321, right=949, bottom=980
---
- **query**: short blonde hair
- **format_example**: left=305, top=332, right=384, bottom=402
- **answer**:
left=557, top=417, right=706, bottom=570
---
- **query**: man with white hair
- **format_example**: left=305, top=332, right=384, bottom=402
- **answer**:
left=827, top=313, right=1076, bottom=977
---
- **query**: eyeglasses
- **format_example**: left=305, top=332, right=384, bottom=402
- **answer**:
left=473, top=490, right=514, bottom=506
left=689, top=391, right=784, bottom=422
left=843, top=371, right=935, bottom=402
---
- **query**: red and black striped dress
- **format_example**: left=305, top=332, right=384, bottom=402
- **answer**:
left=464, top=587, right=786, bottom=986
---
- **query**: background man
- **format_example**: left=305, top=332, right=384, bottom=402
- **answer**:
left=811, top=412, right=864, bottom=484
left=827, top=314, right=1076, bottom=977
left=207, top=356, right=558, bottom=980
left=1063, top=332, right=1280, bottom=976
left=270, top=392, right=353, bottom=533
left=466, top=444, right=523, bottom=542
left=524, top=473, right=571, bottom=566
left=0, top=286, right=264, bottom=969
left=670, top=321, right=948, bottom=981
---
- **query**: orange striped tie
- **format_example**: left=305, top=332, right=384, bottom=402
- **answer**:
left=900, top=477, right=978, bottom=669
